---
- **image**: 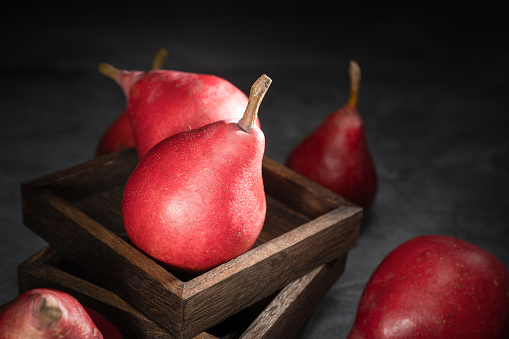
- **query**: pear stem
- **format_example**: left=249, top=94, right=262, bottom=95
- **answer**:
left=98, top=62, right=121, bottom=84
left=347, top=60, right=361, bottom=110
left=151, top=47, right=169, bottom=70
left=238, top=74, right=272, bottom=132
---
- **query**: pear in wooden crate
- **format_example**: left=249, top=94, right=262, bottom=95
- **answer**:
left=122, top=74, right=271, bottom=273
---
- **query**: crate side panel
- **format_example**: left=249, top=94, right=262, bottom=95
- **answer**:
left=17, top=248, right=173, bottom=339
left=240, top=254, right=347, bottom=339
left=21, top=186, right=185, bottom=337
left=180, top=206, right=361, bottom=338
left=262, top=157, right=354, bottom=219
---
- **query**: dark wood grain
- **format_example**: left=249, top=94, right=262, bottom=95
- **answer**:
left=180, top=207, right=360, bottom=338
left=22, top=148, right=139, bottom=203
left=21, top=186, right=186, bottom=337
left=240, top=255, right=348, bottom=339
left=17, top=246, right=347, bottom=338
left=17, top=246, right=173, bottom=339
left=21, top=149, right=362, bottom=338
left=262, top=157, right=357, bottom=219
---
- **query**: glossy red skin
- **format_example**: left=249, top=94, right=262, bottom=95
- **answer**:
left=95, top=110, right=135, bottom=157
left=286, top=105, right=377, bottom=210
left=84, top=306, right=124, bottom=339
left=0, top=288, right=104, bottom=338
left=122, top=118, right=266, bottom=273
left=348, top=235, right=509, bottom=338
left=116, top=69, right=258, bottom=159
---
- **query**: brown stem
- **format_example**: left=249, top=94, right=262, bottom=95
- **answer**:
left=98, top=63, right=121, bottom=84
left=238, top=74, right=272, bottom=132
left=151, top=47, right=169, bottom=70
left=347, top=60, right=361, bottom=110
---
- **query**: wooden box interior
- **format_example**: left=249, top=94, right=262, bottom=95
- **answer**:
left=21, top=148, right=362, bottom=338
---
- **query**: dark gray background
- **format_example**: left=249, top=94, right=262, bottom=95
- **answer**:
left=2, top=2, right=508, bottom=338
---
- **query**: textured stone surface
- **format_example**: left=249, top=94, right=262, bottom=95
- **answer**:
left=2, top=3, right=508, bottom=338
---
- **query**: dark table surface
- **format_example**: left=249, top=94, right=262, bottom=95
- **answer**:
left=2, top=3, right=508, bottom=338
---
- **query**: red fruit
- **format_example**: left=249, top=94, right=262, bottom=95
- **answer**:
left=122, top=74, right=271, bottom=273
left=286, top=60, right=377, bottom=210
left=348, top=235, right=509, bottom=338
left=98, top=61, right=258, bottom=159
left=0, top=288, right=105, bottom=338
left=84, top=307, right=124, bottom=339
left=95, top=110, right=133, bottom=157
left=96, top=48, right=169, bottom=157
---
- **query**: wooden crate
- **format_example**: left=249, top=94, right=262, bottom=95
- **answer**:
left=18, top=246, right=348, bottom=338
left=21, top=148, right=362, bottom=338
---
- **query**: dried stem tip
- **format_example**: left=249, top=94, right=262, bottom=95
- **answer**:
left=347, top=60, right=361, bottom=110
left=151, top=47, right=169, bottom=70
left=238, top=74, right=272, bottom=132
left=98, top=62, right=121, bottom=84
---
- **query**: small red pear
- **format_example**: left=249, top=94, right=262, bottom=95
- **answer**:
left=98, top=58, right=258, bottom=159
left=0, top=288, right=123, bottom=338
left=348, top=235, right=509, bottom=338
left=286, top=60, right=377, bottom=210
left=95, top=47, right=169, bottom=157
left=122, top=74, right=271, bottom=273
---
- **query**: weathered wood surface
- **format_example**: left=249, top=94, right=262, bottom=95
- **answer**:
left=17, top=246, right=172, bottom=339
left=21, top=148, right=362, bottom=338
left=17, top=246, right=347, bottom=338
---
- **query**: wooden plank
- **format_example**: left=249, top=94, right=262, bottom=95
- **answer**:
left=17, top=246, right=173, bottom=339
left=240, top=254, right=348, bottom=339
left=262, top=156, right=357, bottom=219
left=18, top=246, right=347, bottom=339
left=181, top=208, right=359, bottom=338
left=22, top=148, right=138, bottom=203
left=21, top=186, right=185, bottom=337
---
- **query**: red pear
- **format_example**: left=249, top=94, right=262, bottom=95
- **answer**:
left=286, top=60, right=377, bottom=210
left=84, top=307, right=124, bottom=339
left=0, top=288, right=123, bottom=338
left=348, top=235, right=509, bottom=338
left=95, top=47, right=169, bottom=157
left=122, top=74, right=271, bottom=273
left=98, top=58, right=258, bottom=159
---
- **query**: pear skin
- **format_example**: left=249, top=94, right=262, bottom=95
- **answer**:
left=286, top=60, right=377, bottom=210
left=348, top=235, right=509, bottom=338
left=0, top=288, right=116, bottom=338
left=122, top=75, right=271, bottom=273
left=98, top=61, right=259, bottom=159
left=96, top=47, right=169, bottom=157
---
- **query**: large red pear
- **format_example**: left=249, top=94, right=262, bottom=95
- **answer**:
left=122, top=74, right=271, bottom=273
left=348, top=235, right=509, bottom=338
left=286, top=60, right=377, bottom=210
left=0, top=288, right=122, bottom=338
left=95, top=47, right=169, bottom=157
left=98, top=60, right=257, bottom=159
